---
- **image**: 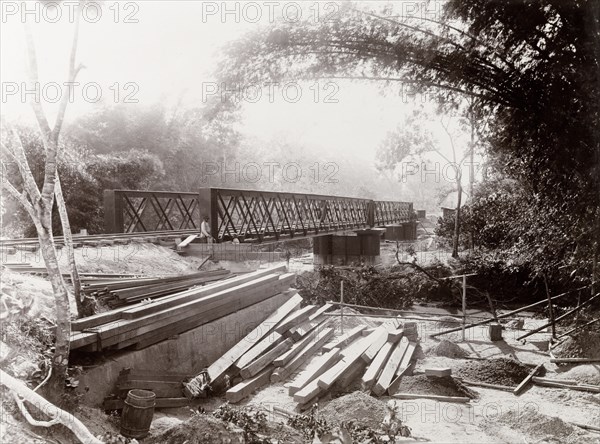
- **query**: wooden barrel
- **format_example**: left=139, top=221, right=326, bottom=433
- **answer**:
left=120, top=389, right=156, bottom=439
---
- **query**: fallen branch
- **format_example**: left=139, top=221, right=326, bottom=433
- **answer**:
left=1, top=369, right=102, bottom=444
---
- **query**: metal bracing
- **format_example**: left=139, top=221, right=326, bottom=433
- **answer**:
left=104, top=188, right=413, bottom=242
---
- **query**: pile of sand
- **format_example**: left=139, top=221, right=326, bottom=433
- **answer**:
left=556, top=364, right=600, bottom=385
left=489, top=405, right=593, bottom=444
left=553, top=331, right=600, bottom=359
left=393, top=375, right=476, bottom=398
left=327, top=308, right=383, bottom=331
left=455, top=358, right=531, bottom=386
left=146, top=414, right=244, bottom=444
left=320, top=391, right=389, bottom=429
left=427, top=339, right=469, bottom=358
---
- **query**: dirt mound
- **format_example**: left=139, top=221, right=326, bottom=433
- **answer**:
left=553, top=331, right=600, bottom=359
left=489, top=404, right=594, bottom=443
left=393, top=374, right=476, bottom=398
left=556, top=364, right=600, bottom=385
left=327, top=308, right=383, bottom=331
left=427, top=339, right=469, bottom=358
left=145, top=414, right=244, bottom=444
left=436, top=316, right=461, bottom=328
left=320, top=391, right=388, bottom=429
left=455, top=358, right=531, bottom=386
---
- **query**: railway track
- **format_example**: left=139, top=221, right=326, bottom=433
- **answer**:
left=0, top=229, right=199, bottom=248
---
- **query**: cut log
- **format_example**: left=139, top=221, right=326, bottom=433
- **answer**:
left=184, top=293, right=302, bottom=398
left=396, top=341, right=417, bottom=377
left=288, top=348, right=341, bottom=395
left=531, top=378, right=600, bottom=393
left=372, top=339, right=409, bottom=396
left=393, top=393, right=470, bottom=403
left=531, top=376, right=578, bottom=385
left=239, top=339, right=294, bottom=379
left=322, top=325, right=366, bottom=352
left=271, top=327, right=335, bottom=382
left=387, top=328, right=404, bottom=341
left=514, top=363, right=544, bottom=395
left=226, top=366, right=274, bottom=403
left=361, top=340, right=394, bottom=391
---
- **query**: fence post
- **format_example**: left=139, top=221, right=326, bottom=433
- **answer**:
left=462, top=275, right=467, bottom=341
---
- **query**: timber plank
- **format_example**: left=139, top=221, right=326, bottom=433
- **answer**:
left=275, top=305, right=319, bottom=334
left=293, top=379, right=323, bottom=404
left=271, top=327, right=335, bottom=382
left=80, top=277, right=290, bottom=351
left=226, top=366, right=273, bottom=403
left=514, top=363, right=544, bottom=395
left=239, top=339, right=294, bottom=379
left=203, top=293, right=302, bottom=384
left=273, top=321, right=331, bottom=368
left=322, top=325, right=365, bottom=352
left=372, top=338, right=409, bottom=396
left=307, top=303, right=334, bottom=321
left=72, top=274, right=284, bottom=349
left=235, top=332, right=284, bottom=370
left=288, top=348, right=340, bottom=395
left=361, top=340, right=395, bottom=391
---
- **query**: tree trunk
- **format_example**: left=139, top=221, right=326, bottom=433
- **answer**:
left=35, top=220, right=71, bottom=400
left=55, top=178, right=83, bottom=318
left=452, top=183, right=462, bottom=258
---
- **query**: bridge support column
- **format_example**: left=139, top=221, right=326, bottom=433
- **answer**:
left=383, top=222, right=417, bottom=241
left=313, top=230, right=382, bottom=266
left=104, top=190, right=124, bottom=233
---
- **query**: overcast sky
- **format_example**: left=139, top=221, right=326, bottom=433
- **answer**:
left=1, top=1, right=453, bottom=163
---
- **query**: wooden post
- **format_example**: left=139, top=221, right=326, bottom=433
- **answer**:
left=340, top=280, right=344, bottom=334
left=462, top=275, right=466, bottom=341
left=544, top=274, right=556, bottom=339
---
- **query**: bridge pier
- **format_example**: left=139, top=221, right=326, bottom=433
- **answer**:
left=313, top=229, right=383, bottom=266
left=383, top=222, right=417, bottom=241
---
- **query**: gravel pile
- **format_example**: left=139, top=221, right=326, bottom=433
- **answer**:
left=455, top=358, right=531, bottom=386
left=320, top=391, right=388, bottom=429
left=393, top=374, right=476, bottom=398
left=427, top=339, right=469, bottom=358
left=489, top=405, right=593, bottom=444
left=556, top=364, right=600, bottom=385
left=553, top=331, right=600, bottom=359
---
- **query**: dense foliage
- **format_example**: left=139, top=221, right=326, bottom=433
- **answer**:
left=218, top=0, right=599, bottom=283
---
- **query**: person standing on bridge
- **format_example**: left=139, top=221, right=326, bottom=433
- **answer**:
left=199, top=216, right=213, bottom=243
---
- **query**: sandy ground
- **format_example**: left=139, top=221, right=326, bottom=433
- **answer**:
left=2, top=242, right=599, bottom=443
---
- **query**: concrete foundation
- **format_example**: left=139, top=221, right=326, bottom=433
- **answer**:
left=77, top=292, right=291, bottom=406
left=313, top=230, right=382, bottom=265
left=384, top=222, right=417, bottom=241
left=183, top=243, right=286, bottom=262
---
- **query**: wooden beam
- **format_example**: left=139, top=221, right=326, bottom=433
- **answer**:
left=239, top=339, right=294, bottom=379
left=393, top=393, right=470, bottom=403
left=322, top=325, right=365, bottom=353
left=273, top=322, right=329, bottom=368
left=288, top=348, right=340, bottom=395
left=235, top=332, right=284, bottom=370
left=550, top=357, right=600, bottom=364
left=177, top=234, right=198, bottom=249
left=293, top=379, right=323, bottom=404
left=271, top=327, right=335, bottom=382
left=225, top=366, right=274, bottom=403
left=514, top=363, right=544, bottom=395
left=308, top=303, right=334, bottom=321
left=372, top=339, right=409, bottom=396
left=361, top=341, right=395, bottom=391
left=184, top=293, right=302, bottom=397
left=275, top=305, right=318, bottom=335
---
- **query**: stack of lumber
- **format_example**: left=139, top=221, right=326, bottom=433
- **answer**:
left=70, top=265, right=295, bottom=352
left=80, top=269, right=232, bottom=307
left=3, top=263, right=140, bottom=280
left=186, top=309, right=421, bottom=407
left=102, top=368, right=192, bottom=410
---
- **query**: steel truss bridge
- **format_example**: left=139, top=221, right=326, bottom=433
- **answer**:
left=104, top=188, right=413, bottom=243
